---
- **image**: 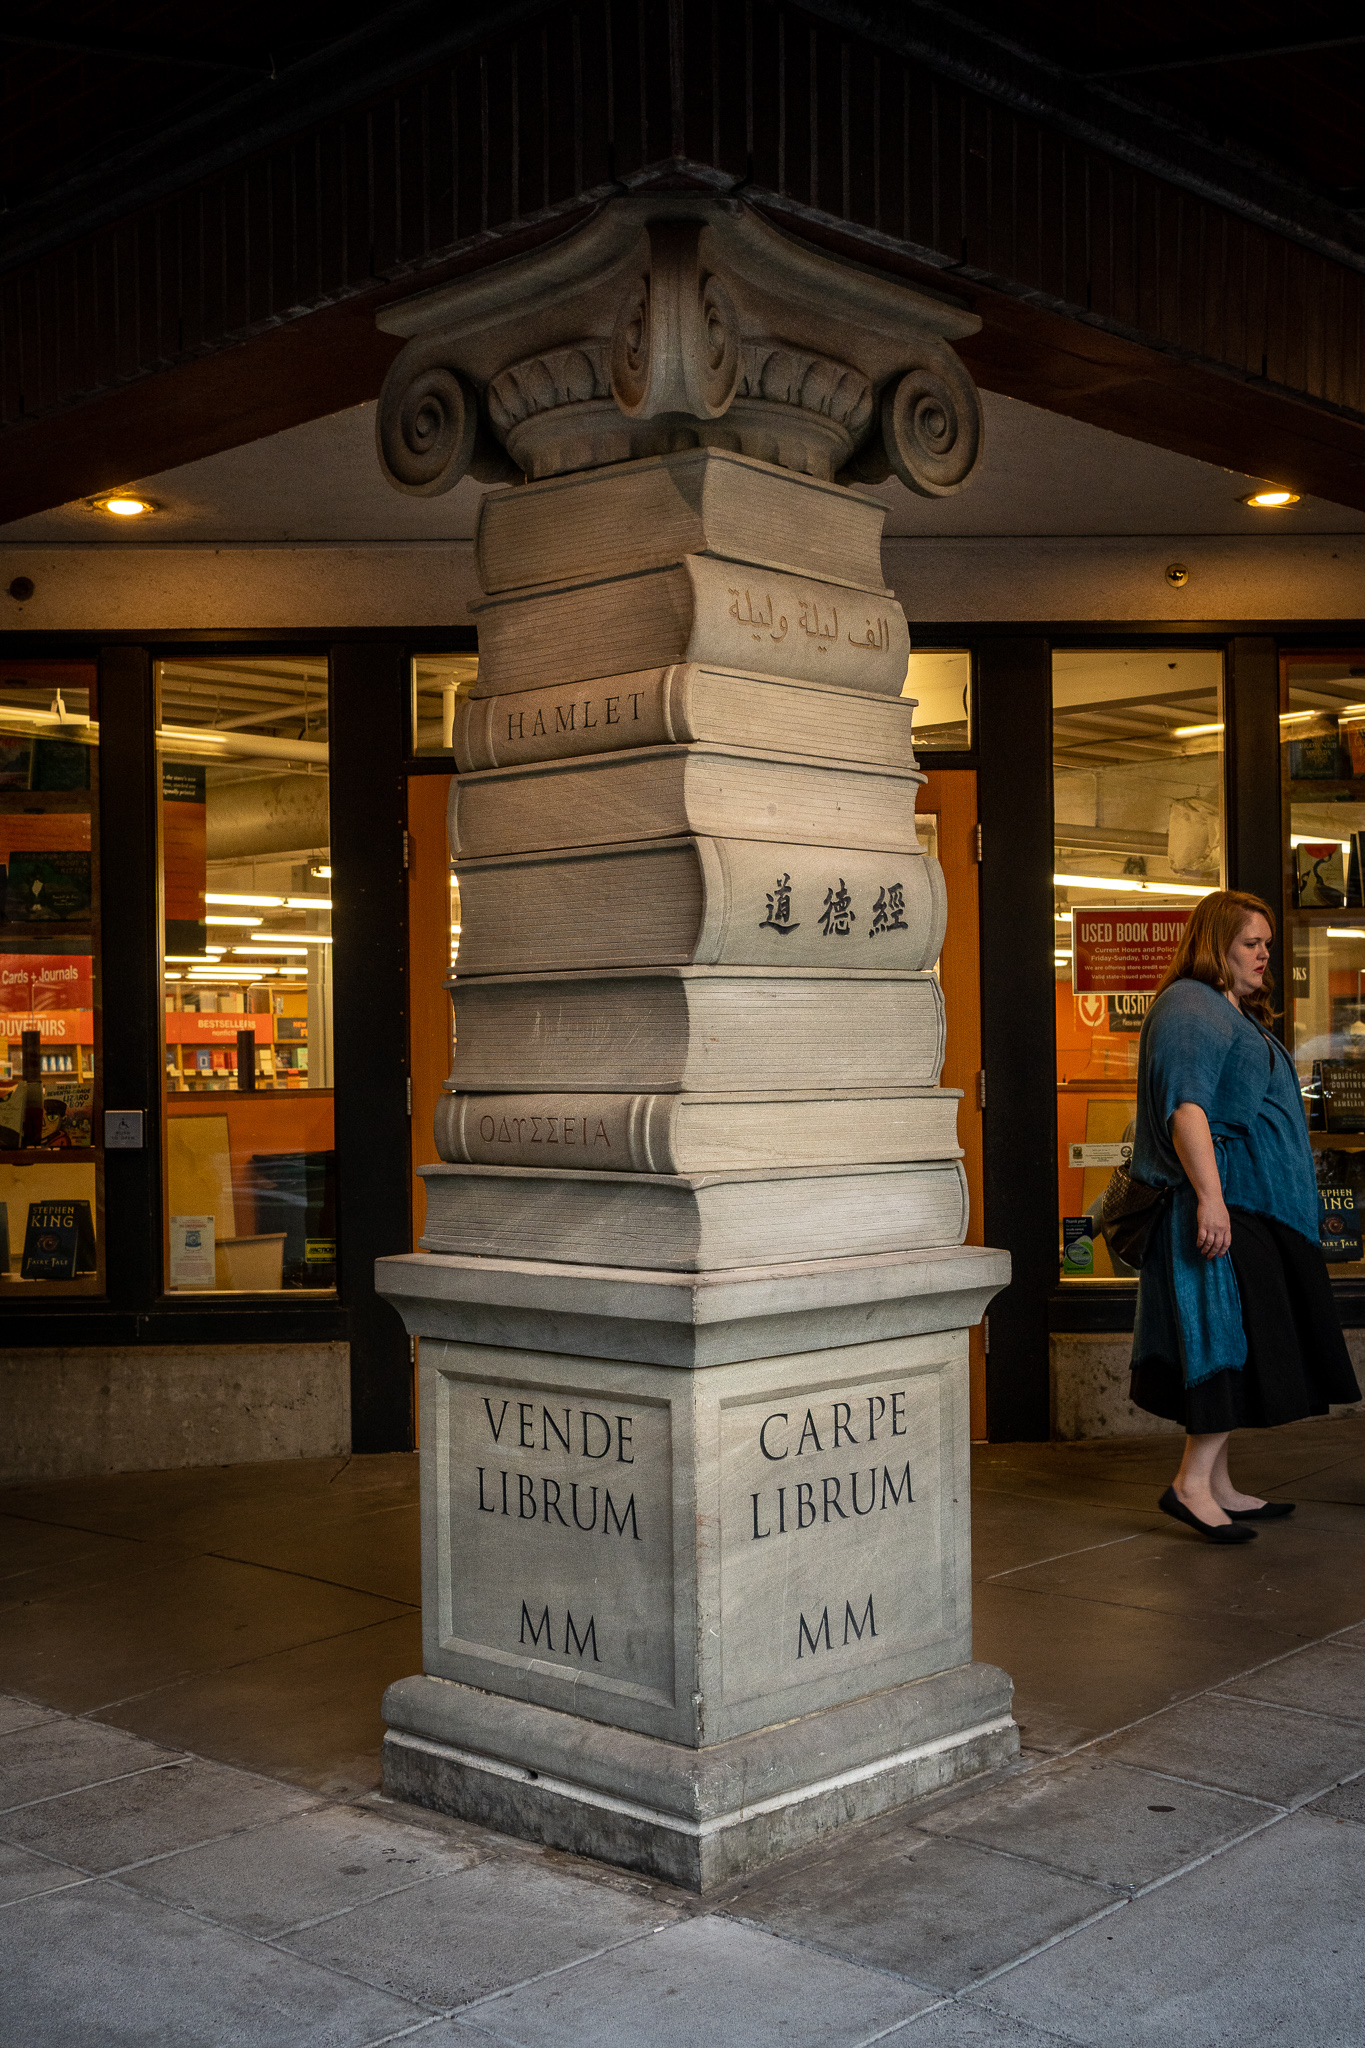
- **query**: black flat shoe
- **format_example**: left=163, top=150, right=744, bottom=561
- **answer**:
left=1158, top=1486, right=1258, bottom=1544
left=1224, top=1501, right=1296, bottom=1521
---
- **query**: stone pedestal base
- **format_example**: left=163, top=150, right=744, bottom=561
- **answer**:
left=376, top=1245, right=1013, bottom=1886
left=383, top=1664, right=1017, bottom=1891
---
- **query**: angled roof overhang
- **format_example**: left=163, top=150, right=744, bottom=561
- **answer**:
left=4, top=0, right=1365, bottom=522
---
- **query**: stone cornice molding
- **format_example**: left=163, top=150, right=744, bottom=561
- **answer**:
left=375, top=196, right=984, bottom=497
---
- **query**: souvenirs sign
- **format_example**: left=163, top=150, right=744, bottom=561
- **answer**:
left=1072, top=907, right=1192, bottom=995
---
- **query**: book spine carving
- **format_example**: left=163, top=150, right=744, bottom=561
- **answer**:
left=428, top=449, right=963, bottom=1267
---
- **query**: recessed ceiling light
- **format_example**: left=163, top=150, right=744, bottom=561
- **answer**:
left=1241, top=488, right=1300, bottom=508
left=90, top=492, right=157, bottom=517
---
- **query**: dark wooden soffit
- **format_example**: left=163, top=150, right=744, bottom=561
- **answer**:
left=5, top=0, right=1365, bottom=523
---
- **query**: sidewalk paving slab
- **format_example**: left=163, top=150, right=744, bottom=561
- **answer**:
left=1213, top=1640, right=1365, bottom=1722
left=0, top=1712, right=186, bottom=1810
left=277, top=1857, right=682, bottom=2011
left=0, top=1753, right=317, bottom=1873
left=118, top=1800, right=486, bottom=1936
left=0, top=1878, right=428, bottom=2048
left=0, top=1838, right=88, bottom=1907
left=438, top=1915, right=938, bottom=2048
left=969, top=1808, right=1365, bottom=2048
left=713, top=1823, right=1109, bottom=1992
left=90, top=1609, right=423, bottom=1798
left=914, top=1755, right=1268, bottom=1890
left=1090, top=1690, right=1365, bottom=1805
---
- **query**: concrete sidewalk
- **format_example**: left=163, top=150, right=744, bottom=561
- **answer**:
left=2, top=1418, right=1364, bottom=2045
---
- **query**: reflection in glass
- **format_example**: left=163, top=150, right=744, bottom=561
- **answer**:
left=903, top=647, right=970, bottom=751
left=0, top=664, right=102, bottom=1291
left=1052, top=649, right=1224, bottom=1281
left=412, top=654, right=480, bottom=756
left=156, top=657, right=336, bottom=1295
left=1284, top=652, right=1365, bottom=1278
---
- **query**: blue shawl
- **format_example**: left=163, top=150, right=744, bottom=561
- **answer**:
left=1130, top=978, right=1318, bottom=1387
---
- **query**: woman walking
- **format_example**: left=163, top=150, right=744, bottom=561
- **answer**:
left=1125, top=890, right=1359, bottom=1542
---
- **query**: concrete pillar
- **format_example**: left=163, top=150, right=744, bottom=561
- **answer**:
left=373, top=197, right=1015, bottom=1890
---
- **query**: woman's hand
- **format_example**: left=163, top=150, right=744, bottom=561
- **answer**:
left=1195, top=1194, right=1232, bottom=1260
left=1170, top=1102, right=1233, bottom=1260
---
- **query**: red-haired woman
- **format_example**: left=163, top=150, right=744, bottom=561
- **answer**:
left=1129, top=889, right=1358, bottom=1542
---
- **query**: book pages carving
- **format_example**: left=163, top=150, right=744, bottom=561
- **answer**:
left=374, top=196, right=1013, bottom=1891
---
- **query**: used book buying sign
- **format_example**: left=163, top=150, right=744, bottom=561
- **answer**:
left=1072, top=908, right=1192, bottom=997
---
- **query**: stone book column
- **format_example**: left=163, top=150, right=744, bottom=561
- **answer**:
left=374, top=198, right=1015, bottom=1890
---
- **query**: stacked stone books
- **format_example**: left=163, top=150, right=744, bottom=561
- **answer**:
left=420, top=446, right=965, bottom=1272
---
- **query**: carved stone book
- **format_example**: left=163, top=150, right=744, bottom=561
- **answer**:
left=417, top=1158, right=970, bottom=1271
left=453, top=837, right=945, bottom=974
left=448, top=967, right=947, bottom=1093
left=449, top=745, right=924, bottom=860
left=474, top=449, right=890, bottom=596
left=453, top=665, right=918, bottom=773
left=435, top=1087, right=962, bottom=1173
left=470, top=555, right=910, bottom=697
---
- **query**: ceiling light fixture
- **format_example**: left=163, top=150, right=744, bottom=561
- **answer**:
left=1327, top=929, right=1365, bottom=939
left=205, top=893, right=286, bottom=908
left=1053, top=872, right=1213, bottom=898
left=90, top=492, right=157, bottom=517
left=1171, top=721, right=1224, bottom=737
left=204, top=914, right=263, bottom=927
left=1242, top=488, right=1300, bottom=508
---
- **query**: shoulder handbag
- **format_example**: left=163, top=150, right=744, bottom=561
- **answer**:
left=1100, top=1164, right=1172, bottom=1269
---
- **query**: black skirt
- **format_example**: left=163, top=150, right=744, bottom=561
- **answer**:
left=1130, top=1207, right=1361, bottom=1433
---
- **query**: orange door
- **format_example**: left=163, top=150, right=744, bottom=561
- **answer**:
left=919, top=769, right=986, bottom=1439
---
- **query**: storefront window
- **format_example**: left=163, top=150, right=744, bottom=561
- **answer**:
left=0, top=663, right=103, bottom=1292
left=156, top=658, right=335, bottom=1294
left=412, top=654, right=480, bottom=756
left=905, top=647, right=970, bottom=752
left=1282, top=651, right=1365, bottom=1276
left=1053, top=649, right=1224, bottom=1281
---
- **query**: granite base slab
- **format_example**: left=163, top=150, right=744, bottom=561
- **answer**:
left=382, top=1665, right=1018, bottom=1890
left=376, top=1244, right=1009, bottom=1367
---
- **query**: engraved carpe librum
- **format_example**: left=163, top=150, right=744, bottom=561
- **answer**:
left=719, top=1370, right=951, bottom=1707
left=438, top=1373, right=676, bottom=1703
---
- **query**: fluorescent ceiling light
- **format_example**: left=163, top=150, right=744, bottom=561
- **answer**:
left=205, top=914, right=263, bottom=927
left=156, top=723, right=328, bottom=766
left=1171, top=721, right=1224, bottom=737
left=232, top=943, right=309, bottom=954
left=285, top=897, right=332, bottom=910
left=205, top=893, right=285, bottom=908
left=1327, top=929, right=1365, bottom=939
left=252, top=930, right=332, bottom=945
left=1053, top=872, right=1213, bottom=898
left=309, top=864, right=332, bottom=878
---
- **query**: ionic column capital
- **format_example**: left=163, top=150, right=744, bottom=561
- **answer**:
left=375, top=197, right=984, bottom=496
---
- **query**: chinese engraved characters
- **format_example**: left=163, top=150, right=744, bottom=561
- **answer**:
left=819, top=881, right=855, bottom=937
left=869, top=884, right=908, bottom=937
left=758, top=876, right=909, bottom=940
left=760, top=874, right=800, bottom=935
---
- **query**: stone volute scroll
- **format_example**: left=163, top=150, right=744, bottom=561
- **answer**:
left=373, top=191, right=1012, bottom=1894
left=372, top=194, right=985, bottom=489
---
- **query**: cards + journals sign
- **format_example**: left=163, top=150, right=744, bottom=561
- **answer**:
left=1072, top=908, right=1191, bottom=995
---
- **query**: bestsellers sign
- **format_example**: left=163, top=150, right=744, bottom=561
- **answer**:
left=1072, top=908, right=1191, bottom=994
